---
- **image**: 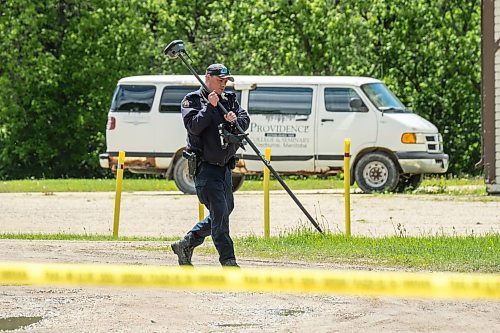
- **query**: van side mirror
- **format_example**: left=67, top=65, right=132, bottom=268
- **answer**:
left=350, top=98, right=368, bottom=112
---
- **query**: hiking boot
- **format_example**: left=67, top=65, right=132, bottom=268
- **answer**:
left=171, top=238, right=193, bottom=266
left=221, top=259, right=240, bottom=268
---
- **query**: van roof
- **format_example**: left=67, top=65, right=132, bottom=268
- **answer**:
left=118, top=75, right=382, bottom=87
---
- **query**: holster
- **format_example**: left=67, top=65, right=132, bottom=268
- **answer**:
left=227, top=156, right=239, bottom=170
left=183, top=150, right=199, bottom=177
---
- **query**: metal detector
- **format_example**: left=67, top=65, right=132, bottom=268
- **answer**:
left=163, top=40, right=323, bottom=233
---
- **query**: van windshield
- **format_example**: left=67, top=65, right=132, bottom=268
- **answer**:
left=361, top=83, right=411, bottom=113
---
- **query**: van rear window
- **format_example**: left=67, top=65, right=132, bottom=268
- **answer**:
left=111, top=85, right=156, bottom=113
left=248, top=87, right=312, bottom=115
left=160, top=86, right=242, bottom=113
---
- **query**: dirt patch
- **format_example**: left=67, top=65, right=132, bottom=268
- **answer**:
left=0, top=191, right=499, bottom=332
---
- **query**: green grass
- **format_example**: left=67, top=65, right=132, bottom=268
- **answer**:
left=0, top=177, right=345, bottom=192
left=426, top=176, right=485, bottom=187
left=415, top=176, right=487, bottom=196
left=232, top=230, right=500, bottom=273
left=0, top=233, right=176, bottom=242
left=240, top=176, right=345, bottom=191
left=1, top=231, right=497, bottom=273
left=0, top=176, right=488, bottom=195
left=0, top=178, right=179, bottom=193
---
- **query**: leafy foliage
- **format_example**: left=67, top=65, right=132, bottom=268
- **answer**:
left=0, top=0, right=481, bottom=178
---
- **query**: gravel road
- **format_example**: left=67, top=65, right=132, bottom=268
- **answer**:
left=1, top=190, right=499, bottom=237
left=1, top=191, right=499, bottom=332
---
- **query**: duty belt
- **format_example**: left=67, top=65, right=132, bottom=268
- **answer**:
left=203, top=160, right=226, bottom=167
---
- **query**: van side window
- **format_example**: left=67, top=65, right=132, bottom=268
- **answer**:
left=248, top=87, right=312, bottom=115
left=324, top=88, right=365, bottom=112
left=160, top=86, right=199, bottom=113
left=160, top=86, right=242, bottom=113
left=111, top=85, right=156, bottom=113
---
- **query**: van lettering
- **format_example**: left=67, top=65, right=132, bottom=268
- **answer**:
left=250, top=123, right=309, bottom=134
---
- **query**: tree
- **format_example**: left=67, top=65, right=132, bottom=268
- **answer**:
left=0, top=0, right=482, bottom=178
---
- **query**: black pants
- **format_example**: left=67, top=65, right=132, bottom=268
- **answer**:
left=186, top=162, right=235, bottom=264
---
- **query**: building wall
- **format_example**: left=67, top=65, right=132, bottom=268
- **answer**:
left=496, top=0, right=500, bottom=188
left=486, top=0, right=500, bottom=194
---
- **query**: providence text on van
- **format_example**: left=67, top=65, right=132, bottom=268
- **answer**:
left=249, top=123, right=310, bottom=134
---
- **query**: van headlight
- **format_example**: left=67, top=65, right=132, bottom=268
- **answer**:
left=401, top=132, right=417, bottom=144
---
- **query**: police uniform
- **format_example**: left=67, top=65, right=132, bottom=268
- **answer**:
left=173, top=64, right=250, bottom=266
left=181, top=88, right=247, bottom=166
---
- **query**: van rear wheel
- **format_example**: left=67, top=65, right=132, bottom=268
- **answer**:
left=173, top=158, right=196, bottom=194
left=173, top=158, right=246, bottom=194
left=232, top=174, right=245, bottom=192
left=354, top=152, right=399, bottom=193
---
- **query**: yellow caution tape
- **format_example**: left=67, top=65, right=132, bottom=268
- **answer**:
left=0, top=262, right=498, bottom=299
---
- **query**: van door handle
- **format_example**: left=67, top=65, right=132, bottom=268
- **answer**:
left=321, top=118, right=334, bottom=122
left=295, top=115, right=309, bottom=121
left=125, top=120, right=148, bottom=125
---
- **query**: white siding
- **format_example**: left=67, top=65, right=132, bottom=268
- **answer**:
left=496, top=0, right=500, bottom=40
left=496, top=1, right=500, bottom=184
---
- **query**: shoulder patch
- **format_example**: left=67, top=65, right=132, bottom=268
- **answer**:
left=182, top=99, right=190, bottom=108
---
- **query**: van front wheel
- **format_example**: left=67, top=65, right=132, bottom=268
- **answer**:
left=354, top=152, right=399, bottom=193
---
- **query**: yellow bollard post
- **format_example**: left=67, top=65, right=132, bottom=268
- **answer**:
left=263, top=147, right=271, bottom=238
left=198, top=200, right=204, bottom=221
left=344, top=139, right=351, bottom=236
left=113, top=151, right=125, bottom=238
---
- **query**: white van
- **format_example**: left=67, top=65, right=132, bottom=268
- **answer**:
left=100, top=75, right=448, bottom=193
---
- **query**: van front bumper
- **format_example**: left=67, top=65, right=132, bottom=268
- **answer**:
left=396, top=152, right=449, bottom=174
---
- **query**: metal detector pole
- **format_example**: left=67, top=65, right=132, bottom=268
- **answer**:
left=165, top=41, right=323, bottom=233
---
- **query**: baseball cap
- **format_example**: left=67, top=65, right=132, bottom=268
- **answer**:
left=206, top=64, right=234, bottom=82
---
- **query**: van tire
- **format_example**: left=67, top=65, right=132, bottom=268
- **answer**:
left=232, top=174, right=245, bottom=192
left=395, top=174, right=423, bottom=192
left=354, top=152, right=399, bottom=193
left=173, top=158, right=196, bottom=194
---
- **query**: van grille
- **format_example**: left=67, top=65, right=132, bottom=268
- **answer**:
left=425, top=134, right=443, bottom=153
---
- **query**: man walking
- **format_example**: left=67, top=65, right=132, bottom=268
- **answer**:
left=171, top=64, right=250, bottom=267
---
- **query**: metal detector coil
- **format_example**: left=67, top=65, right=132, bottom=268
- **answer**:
left=163, top=40, right=185, bottom=59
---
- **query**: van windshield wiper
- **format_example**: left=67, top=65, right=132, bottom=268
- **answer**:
left=378, top=106, right=407, bottom=113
